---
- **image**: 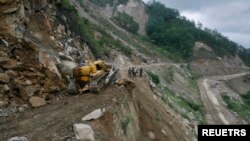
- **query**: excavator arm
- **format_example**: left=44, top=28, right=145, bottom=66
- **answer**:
left=72, top=60, right=118, bottom=93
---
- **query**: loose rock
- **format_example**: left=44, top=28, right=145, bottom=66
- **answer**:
left=59, top=52, right=74, bottom=61
left=148, top=131, right=155, bottom=140
left=0, top=56, right=9, bottom=63
left=0, top=58, right=18, bottom=69
left=0, top=39, right=8, bottom=47
left=161, top=129, right=167, bottom=136
left=29, top=97, right=46, bottom=107
left=0, top=51, right=8, bottom=57
left=3, top=84, right=10, bottom=92
left=82, top=108, right=105, bottom=121
left=73, top=124, right=95, bottom=141
left=25, top=80, right=32, bottom=85
left=7, top=136, right=28, bottom=141
left=18, top=106, right=25, bottom=113
left=38, top=51, right=62, bottom=79
left=0, top=73, right=10, bottom=83
left=6, top=70, right=19, bottom=76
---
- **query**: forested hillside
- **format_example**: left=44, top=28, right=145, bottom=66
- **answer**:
left=145, top=2, right=250, bottom=65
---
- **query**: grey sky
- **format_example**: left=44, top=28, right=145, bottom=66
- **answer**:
left=142, top=0, right=250, bottom=48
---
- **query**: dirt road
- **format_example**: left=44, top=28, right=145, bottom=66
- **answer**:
left=0, top=87, right=126, bottom=141
left=198, top=72, right=250, bottom=124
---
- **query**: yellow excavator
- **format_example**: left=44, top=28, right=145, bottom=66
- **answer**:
left=72, top=60, right=119, bottom=93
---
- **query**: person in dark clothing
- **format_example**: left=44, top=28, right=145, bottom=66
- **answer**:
left=139, top=67, right=143, bottom=77
left=133, top=67, right=137, bottom=77
left=128, top=67, right=132, bottom=77
left=131, top=67, right=135, bottom=77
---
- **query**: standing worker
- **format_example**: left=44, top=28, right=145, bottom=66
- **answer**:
left=128, top=67, right=132, bottom=77
left=139, top=67, right=143, bottom=77
left=131, top=67, right=135, bottom=77
left=134, top=67, right=137, bottom=77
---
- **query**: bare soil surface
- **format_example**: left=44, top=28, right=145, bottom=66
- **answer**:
left=0, top=63, right=196, bottom=141
left=226, top=74, right=250, bottom=95
left=198, top=72, right=250, bottom=124
left=0, top=87, right=126, bottom=141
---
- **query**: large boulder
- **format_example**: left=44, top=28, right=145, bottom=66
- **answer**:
left=29, top=96, right=46, bottom=107
left=73, top=124, right=95, bottom=141
left=67, top=79, right=78, bottom=95
left=20, top=85, right=37, bottom=100
left=38, top=51, right=62, bottom=79
left=82, top=108, right=105, bottom=121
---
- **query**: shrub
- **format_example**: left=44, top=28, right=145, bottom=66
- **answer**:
left=61, top=0, right=75, bottom=11
left=222, top=93, right=250, bottom=123
left=147, top=71, right=160, bottom=84
left=242, top=91, right=250, bottom=105
left=113, top=12, right=139, bottom=34
left=121, top=115, right=133, bottom=135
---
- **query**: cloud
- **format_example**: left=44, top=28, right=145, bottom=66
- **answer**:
left=224, top=32, right=250, bottom=47
left=142, top=0, right=250, bottom=48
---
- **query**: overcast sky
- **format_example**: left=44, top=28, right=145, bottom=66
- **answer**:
left=142, top=0, right=250, bottom=48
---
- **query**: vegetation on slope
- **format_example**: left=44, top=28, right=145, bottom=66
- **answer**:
left=222, top=92, right=250, bottom=123
left=161, top=87, right=205, bottom=124
left=146, top=71, right=160, bottom=84
left=146, top=1, right=250, bottom=65
left=59, top=0, right=131, bottom=58
left=113, top=12, right=139, bottom=34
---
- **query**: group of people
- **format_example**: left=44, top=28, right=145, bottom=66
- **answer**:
left=128, top=66, right=143, bottom=77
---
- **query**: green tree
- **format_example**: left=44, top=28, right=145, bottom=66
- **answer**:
left=113, top=12, right=139, bottom=34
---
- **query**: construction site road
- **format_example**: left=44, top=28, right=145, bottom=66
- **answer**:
left=198, top=72, right=250, bottom=124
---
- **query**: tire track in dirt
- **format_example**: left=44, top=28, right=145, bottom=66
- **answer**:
left=198, top=72, right=250, bottom=124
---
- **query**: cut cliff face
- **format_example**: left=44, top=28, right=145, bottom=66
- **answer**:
left=116, top=0, right=148, bottom=35
left=192, top=42, right=248, bottom=76
left=98, top=0, right=148, bottom=35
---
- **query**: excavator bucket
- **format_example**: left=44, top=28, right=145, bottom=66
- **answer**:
left=89, top=67, right=119, bottom=93
left=105, top=67, right=119, bottom=85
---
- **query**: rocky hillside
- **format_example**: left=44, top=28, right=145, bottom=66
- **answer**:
left=1, top=0, right=250, bottom=141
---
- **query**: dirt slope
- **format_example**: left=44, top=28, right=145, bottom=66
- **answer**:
left=132, top=77, right=194, bottom=141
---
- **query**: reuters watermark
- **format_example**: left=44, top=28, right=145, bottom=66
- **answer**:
left=198, top=125, right=249, bottom=141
